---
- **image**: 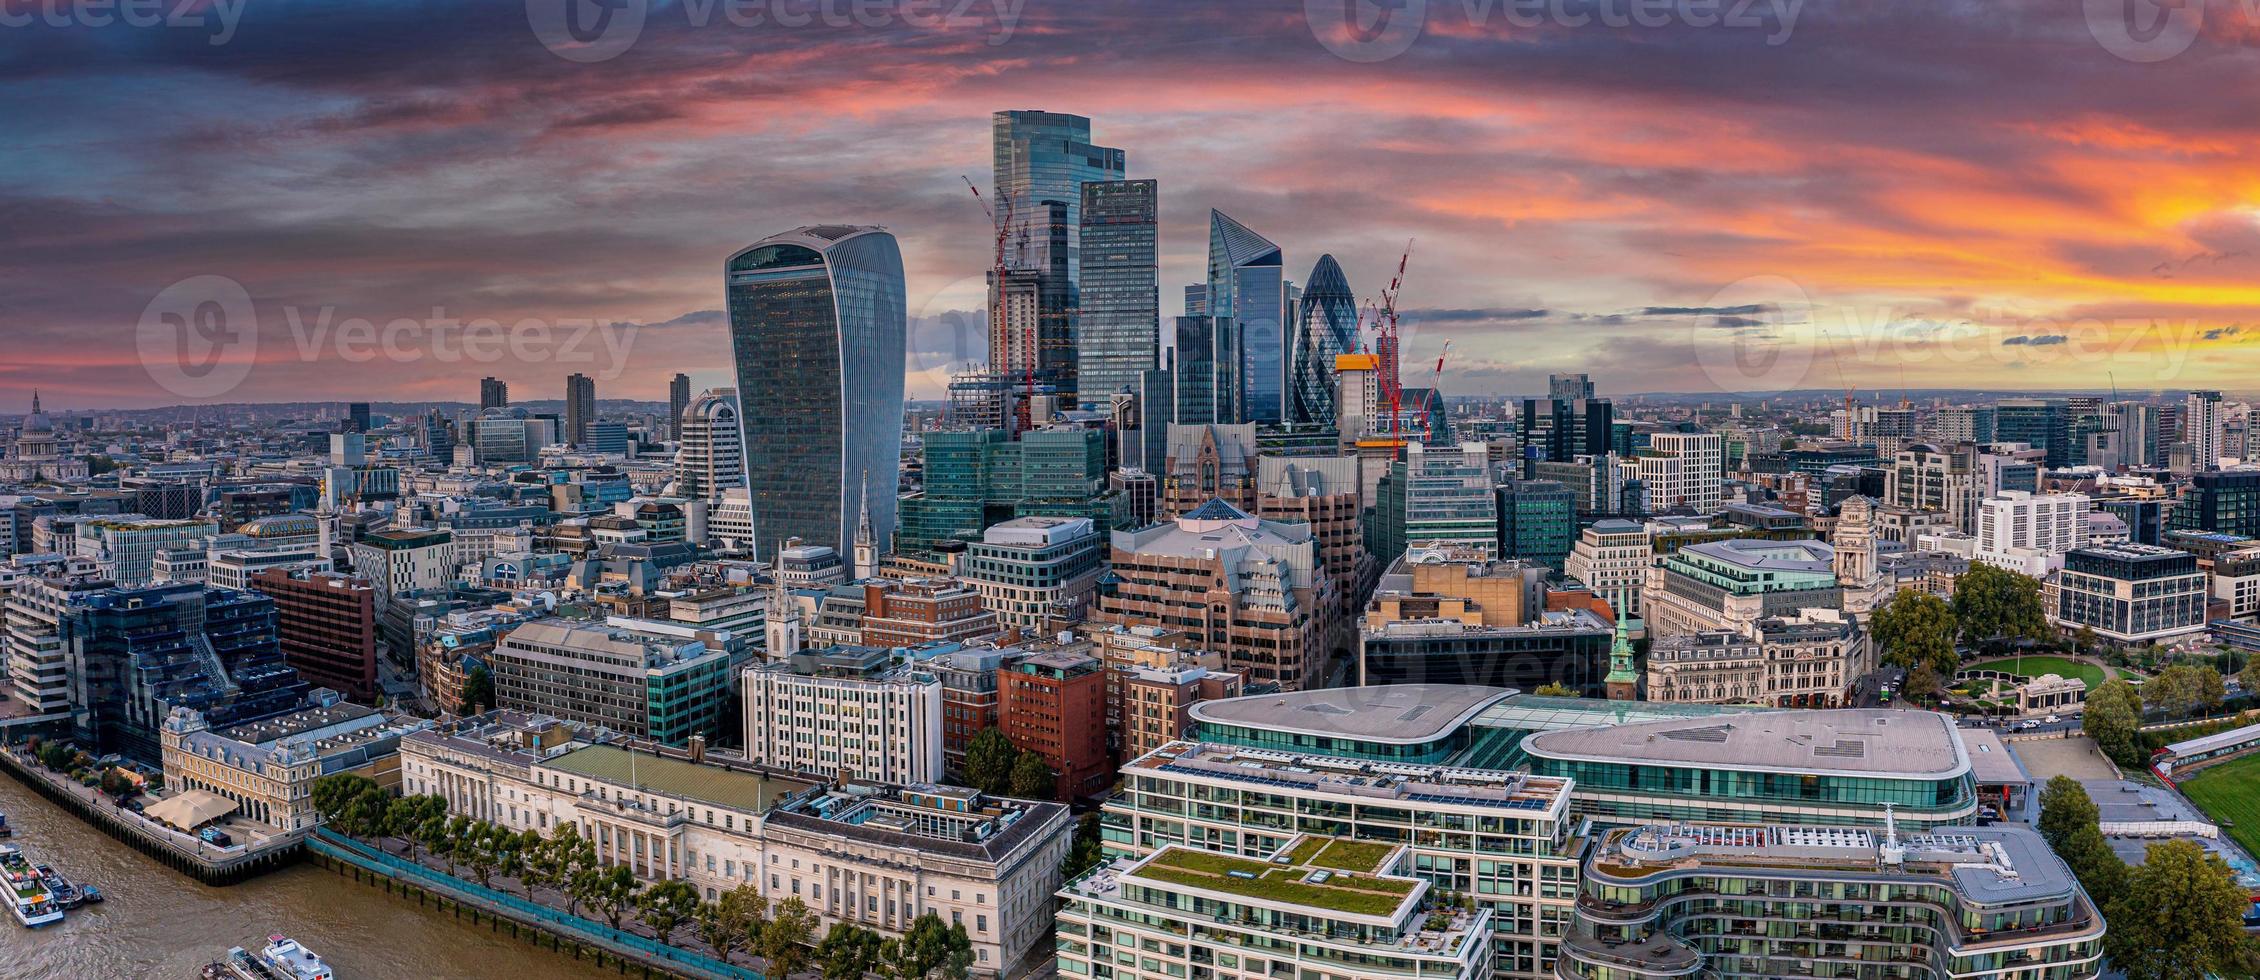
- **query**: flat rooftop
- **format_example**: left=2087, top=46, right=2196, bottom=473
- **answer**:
left=545, top=744, right=813, bottom=813
left=1188, top=684, right=1513, bottom=745
left=1592, top=823, right=2076, bottom=907
left=1129, top=844, right=1417, bottom=918
left=1128, top=741, right=1571, bottom=818
left=1524, top=709, right=1968, bottom=780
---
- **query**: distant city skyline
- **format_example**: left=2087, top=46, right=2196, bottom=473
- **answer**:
left=6, top=3, right=2259, bottom=409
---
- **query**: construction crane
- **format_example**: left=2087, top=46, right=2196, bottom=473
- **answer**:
left=962, top=176, right=1035, bottom=428
left=1370, top=240, right=1414, bottom=448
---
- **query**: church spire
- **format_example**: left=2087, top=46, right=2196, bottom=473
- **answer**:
left=29, top=389, right=39, bottom=416
left=1604, top=612, right=1640, bottom=701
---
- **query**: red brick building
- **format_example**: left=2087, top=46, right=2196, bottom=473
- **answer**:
left=996, top=651, right=1110, bottom=802
left=252, top=566, right=379, bottom=701
left=858, top=578, right=1001, bottom=648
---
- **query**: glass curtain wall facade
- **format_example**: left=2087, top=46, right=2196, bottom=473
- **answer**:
left=1076, top=179, right=1159, bottom=409
left=725, top=225, right=906, bottom=562
left=1171, top=315, right=1239, bottom=427
left=1207, top=211, right=1284, bottom=425
left=990, top=110, right=1124, bottom=290
left=1291, top=254, right=1358, bottom=426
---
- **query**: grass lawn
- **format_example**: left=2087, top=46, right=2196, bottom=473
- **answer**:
left=1965, top=655, right=2109, bottom=689
left=1309, top=839, right=1395, bottom=874
left=2178, top=752, right=2260, bottom=859
left=1136, top=847, right=1414, bottom=916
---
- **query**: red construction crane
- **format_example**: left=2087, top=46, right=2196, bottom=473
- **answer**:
left=1370, top=240, right=1414, bottom=447
left=963, top=176, right=1036, bottom=427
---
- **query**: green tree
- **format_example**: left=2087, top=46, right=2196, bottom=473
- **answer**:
left=459, top=821, right=503, bottom=887
left=1872, top=589, right=1959, bottom=676
left=2239, top=656, right=2260, bottom=698
left=2105, top=839, right=2258, bottom=980
left=2144, top=663, right=2225, bottom=717
left=761, top=896, right=818, bottom=977
left=2057, top=823, right=2128, bottom=899
left=1950, top=564, right=2048, bottom=652
left=335, top=784, right=393, bottom=839
left=637, top=878, right=703, bottom=948
left=460, top=665, right=496, bottom=714
left=2073, top=625, right=2098, bottom=655
left=497, top=829, right=543, bottom=899
left=529, top=823, right=593, bottom=904
left=1531, top=681, right=1579, bottom=697
left=2036, top=776, right=2099, bottom=850
left=962, top=729, right=1018, bottom=796
left=310, top=772, right=381, bottom=826
left=581, top=865, right=641, bottom=931
left=1009, top=751, right=1056, bottom=800
left=815, top=922, right=885, bottom=980
left=1060, top=813, right=1106, bottom=880
left=2083, top=679, right=2143, bottom=767
left=887, top=913, right=974, bottom=979
left=696, top=883, right=765, bottom=965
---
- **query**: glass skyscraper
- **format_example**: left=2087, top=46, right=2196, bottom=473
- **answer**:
left=990, top=110, right=1124, bottom=290
left=1075, top=178, right=1158, bottom=409
left=1290, top=253, right=1357, bottom=426
left=1206, top=210, right=1285, bottom=424
left=725, top=225, right=906, bottom=561
left=1171, top=315, right=1239, bottom=427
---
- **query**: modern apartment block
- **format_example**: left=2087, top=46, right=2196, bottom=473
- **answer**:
left=1975, top=490, right=2090, bottom=577
left=1058, top=839, right=1495, bottom=980
left=488, top=617, right=735, bottom=746
left=1558, top=822, right=2103, bottom=980
left=1103, top=741, right=1583, bottom=979
left=742, top=645, right=944, bottom=784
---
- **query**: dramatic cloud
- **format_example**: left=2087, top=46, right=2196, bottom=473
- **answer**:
left=3, top=0, right=2258, bottom=408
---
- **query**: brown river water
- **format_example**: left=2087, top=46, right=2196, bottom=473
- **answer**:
left=0, top=771, right=619, bottom=980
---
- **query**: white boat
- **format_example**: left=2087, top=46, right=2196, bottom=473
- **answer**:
left=257, top=936, right=333, bottom=980
left=0, top=844, right=63, bottom=928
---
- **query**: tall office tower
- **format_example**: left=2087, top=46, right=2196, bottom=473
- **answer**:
left=1645, top=432, right=1726, bottom=514
left=1183, top=284, right=1207, bottom=316
left=345, top=402, right=371, bottom=434
left=421, top=409, right=454, bottom=460
left=725, top=225, right=905, bottom=561
left=1995, top=398, right=2069, bottom=468
left=667, top=372, right=691, bottom=441
left=991, top=109, right=1124, bottom=291
left=2108, top=402, right=2160, bottom=468
left=563, top=373, right=596, bottom=447
left=1548, top=373, right=1595, bottom=402
left=2187, top=389, right=2225, bottom=469
left=1290, top=254, right=1358, bottom=426
left=1075, top=179, right=1159, bottom=409
left=1518, top=395, right=1614, bottom=476
left=1171, top=316, right=1240, bottom=427
left=479, top=376, right=508, bottom=410
left=675, top=388, right=746, bottom=504
left=1206, top=211, right=1286, bottom=424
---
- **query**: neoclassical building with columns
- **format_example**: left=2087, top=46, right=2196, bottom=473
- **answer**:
left=398, top=711, right=1070, bottom=976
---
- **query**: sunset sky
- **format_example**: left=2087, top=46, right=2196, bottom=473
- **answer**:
left=4, top=0, right=2258, bottom=410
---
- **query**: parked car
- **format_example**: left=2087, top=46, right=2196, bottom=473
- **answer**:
left=2044, top=714, right=2061, bottom=724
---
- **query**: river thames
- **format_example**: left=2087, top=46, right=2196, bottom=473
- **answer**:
left=0, top=771, right=619, bottom=980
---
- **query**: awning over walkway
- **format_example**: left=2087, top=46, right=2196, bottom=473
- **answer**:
left=143, top=788, right=236, bottom=830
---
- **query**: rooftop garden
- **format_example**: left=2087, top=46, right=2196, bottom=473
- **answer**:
left=1133, top=847, right=1415, bottom=918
